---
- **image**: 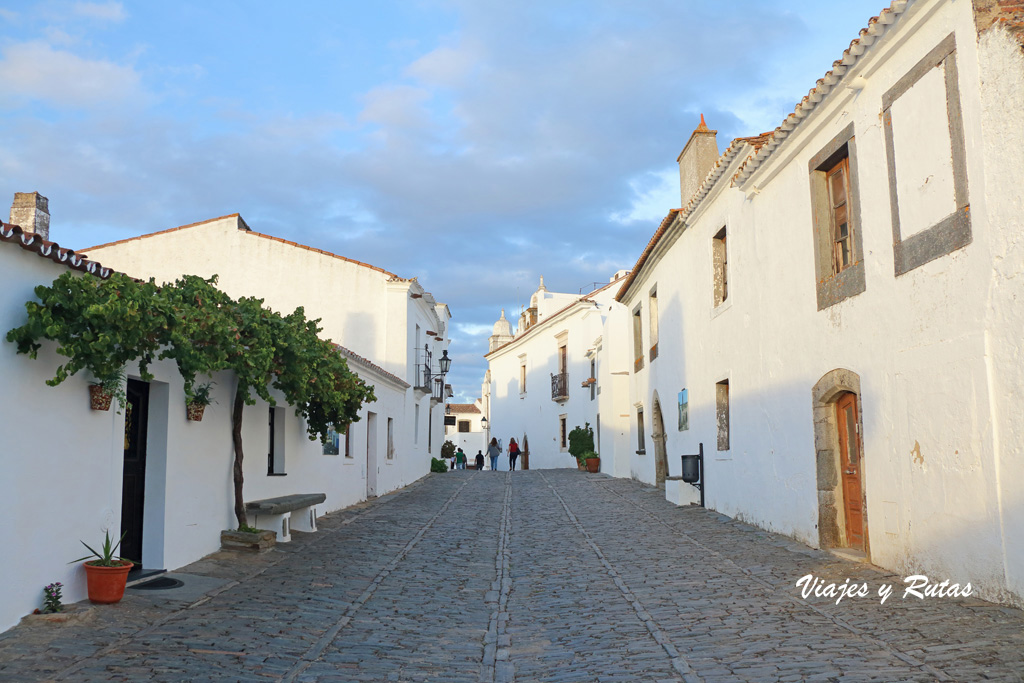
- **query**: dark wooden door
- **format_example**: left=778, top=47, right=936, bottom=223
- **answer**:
left=120, top=379, right=149, bottom=567
left=836, top=392, right=864, bottom=550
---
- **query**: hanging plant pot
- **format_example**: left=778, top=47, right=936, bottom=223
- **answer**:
left=88, top=384, right=114, bottom=411
left=83, top=560, right=133, bottom=604
left=186, top=402, right=207, bottom=422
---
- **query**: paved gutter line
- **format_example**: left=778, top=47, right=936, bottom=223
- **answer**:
left=281, top=476, right=474, bottom=683
left=591, top=479, right=952, bottom=682
left=50, top=477, right=431, bottom=682
left=481, top=472, right=514, bottom=683
left=539, top=472, right=699, bottom=683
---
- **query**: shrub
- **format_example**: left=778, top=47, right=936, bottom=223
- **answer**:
left=440, top=440, right=456, bottom=460
left=431, top=457, right=449, bottom=473
left=567, top=423, right=595, bottom=461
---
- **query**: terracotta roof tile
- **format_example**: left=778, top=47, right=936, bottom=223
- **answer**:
left=1, top=223, right=113, bottom=279
left=333, top=344, right=410, bottom=389
left=448, top=403, right=481, bottom=414
left=81, top=213, right=402, bottom=280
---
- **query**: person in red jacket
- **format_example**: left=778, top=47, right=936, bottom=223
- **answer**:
left=508, top=437, right=520, bottom=471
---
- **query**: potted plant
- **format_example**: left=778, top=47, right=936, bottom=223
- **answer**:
left=70, top=530, right=134, bottom=604
left=568, top=423, right=595, bottom=471
left=582, top=451, right=601, bottom=473
left=88, top=368, right=127, bottom=412
left=185, top=381, right=216, bottom=422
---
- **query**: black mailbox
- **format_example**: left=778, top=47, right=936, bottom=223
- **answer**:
left=681, top=454, right=701, bottom=483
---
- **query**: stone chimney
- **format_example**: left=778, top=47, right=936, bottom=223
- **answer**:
left=10, top=192, right=50, bottom=241
left=676, top=115, right=719, bottom=207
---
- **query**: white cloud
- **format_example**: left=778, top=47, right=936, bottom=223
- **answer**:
left=609, top=169, right=681, bottom=225
left=406, top=43, right=480, bottom=88
left=0, top=41, right=142, bottom=108
left=358, top=84, right=433, bottom=130
left=72, top=2, right=126, bottom=22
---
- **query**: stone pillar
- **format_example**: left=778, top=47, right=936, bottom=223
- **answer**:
left=10, top=192, right=50, bottom=241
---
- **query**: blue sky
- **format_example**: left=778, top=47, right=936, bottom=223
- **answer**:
left=0, top=0, right=885, bottom=401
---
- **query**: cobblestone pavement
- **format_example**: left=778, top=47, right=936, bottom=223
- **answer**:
left=2, top=470, right=1023, bottom=682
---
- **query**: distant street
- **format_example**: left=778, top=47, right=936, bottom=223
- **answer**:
left=2, top=470, right=1023, bottom=682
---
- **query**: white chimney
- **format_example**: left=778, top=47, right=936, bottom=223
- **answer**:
left=677, top=115, right=719, bottom=208
left=10, top=192, right=50, bottom=241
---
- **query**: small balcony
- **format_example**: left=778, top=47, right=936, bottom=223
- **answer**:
left=551, top=371, right=569, bottom=402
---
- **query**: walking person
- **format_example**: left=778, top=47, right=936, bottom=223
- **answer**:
left=455, top=447, right=467, bottom=470
left=475, top=450, right=484, bottom=470
left=487, top=437, right=501, bottom=471
left=508, top=437, right=520, bottom=471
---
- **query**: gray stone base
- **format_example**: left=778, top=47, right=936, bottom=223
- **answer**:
left=220, top=529, right=277, bottom=552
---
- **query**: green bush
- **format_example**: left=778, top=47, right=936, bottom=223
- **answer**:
left=441, top=440, right=456, bottom=460
left=431, top=457, right=449, bottom=473
left=568, top=423, right=595, bottom=461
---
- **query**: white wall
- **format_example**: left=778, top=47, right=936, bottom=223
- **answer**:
left=618, top=0, right=1023, bottom=605
left=487, top=280, right=625, bottom=471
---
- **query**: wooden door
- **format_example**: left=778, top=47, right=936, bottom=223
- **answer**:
left=121, top=379, right=149, bottom=567
left=836, top=392, right=864, bottom=550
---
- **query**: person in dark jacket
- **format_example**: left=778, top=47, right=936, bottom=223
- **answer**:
left=475, top=450, right=485, bottom=470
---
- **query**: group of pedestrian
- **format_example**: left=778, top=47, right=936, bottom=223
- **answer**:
left=451, top=437, right=522, bottom=471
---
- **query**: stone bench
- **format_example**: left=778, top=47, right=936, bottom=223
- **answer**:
left=246, top=493, right=326, bottom=542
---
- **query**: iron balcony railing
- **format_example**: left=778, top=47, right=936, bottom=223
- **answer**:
left=551, top=371, right=569, bottom=402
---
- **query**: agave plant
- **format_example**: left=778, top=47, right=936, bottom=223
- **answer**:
left=70, top=529, right=133, bottom=567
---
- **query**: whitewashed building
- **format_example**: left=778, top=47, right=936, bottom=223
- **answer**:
left=617, top=0, right=1024, bottom=606
left=444, top=400, right=488, bottom=464
left=83, top=213, right=452, bottom=495
left=484, top=275, right=627, bottom=470
left=0, top=196, right=448, bottom=633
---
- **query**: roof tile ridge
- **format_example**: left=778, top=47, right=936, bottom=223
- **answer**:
left=1, top=222, right=114, bottom=279
left=80, top=213, right=243, bottom=253
left=242, top=230, right=400, bottom=279
left=733, top=0, right=908, bottom=186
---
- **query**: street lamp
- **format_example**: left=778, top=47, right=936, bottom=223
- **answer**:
left=438, top=349, right=452, bottom=375
left=445, top=404, right=451, bottom=415
left=480, top=416, right=488, bottom=430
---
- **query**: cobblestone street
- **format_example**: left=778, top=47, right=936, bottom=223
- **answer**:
left=2, top=470, right=1023, bottom=682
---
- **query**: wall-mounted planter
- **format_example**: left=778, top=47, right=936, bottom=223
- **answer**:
left=88, top=384, right=113, bottom=411
left=186, top=402, right=207, bottom=422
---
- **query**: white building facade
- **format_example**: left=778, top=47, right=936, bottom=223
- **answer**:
left=617, top=0, right=1024, bottom=606
left=83, top=214, right=452, bottom=493
left=444, top=400, right=488, bottom=464
left=0, top=199, right=449, bottom=633
left=485, top=276, right=627, bottom=471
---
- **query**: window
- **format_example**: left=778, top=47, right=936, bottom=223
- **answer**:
left=558, top=343, right=568, bottom=374
left=590, top=358, right=597, bottom=401
left=323, top=425, right=341, bottom=455
left=595, top=414, right=601, bottom=455
left=716, top=380, right=730, bottom=452
left=648, top=287, right=659, bottom=361
left=827, top=158, right=853, bottom=274
left=808, top=123, right=865, bottom=310
left=268, top=406, right=286, bottom=475
left=632, top=305, right=643, bottom=372
left=414, top=404, right=420, bottom=444
left=559, top=414, right=568, bottom=451
left=458, top=420, right=471, bottom=433
left=713, top=227, right=728, bottom=307
left=519, top=356, right=527, bottom=394
left=387, top=417, right=395, bottom=459
left=636, top=407, right=646, bottom=454
left=344, top=426, right=352, bottom=458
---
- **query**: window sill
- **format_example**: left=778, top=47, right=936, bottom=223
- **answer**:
left=267, top=472, right=288, bottom=477
left=636, top=449, right=646, bottom=455
left=711, top=298, right=732, bottom=320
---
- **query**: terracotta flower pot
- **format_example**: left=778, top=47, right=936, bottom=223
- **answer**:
left=585, top=458, right=601, bottom=473
left=88, top=384, right=113, bottom=411
left=83, top=560, right=133, bottom=604
left=186, top=402, right=206, bottom=422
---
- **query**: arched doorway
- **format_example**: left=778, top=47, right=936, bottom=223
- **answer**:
left=521, top=434, right=529, bottom=470
left=812, top=369, right=867, bottom=554
left=651, top=394, right=669, bottom=487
